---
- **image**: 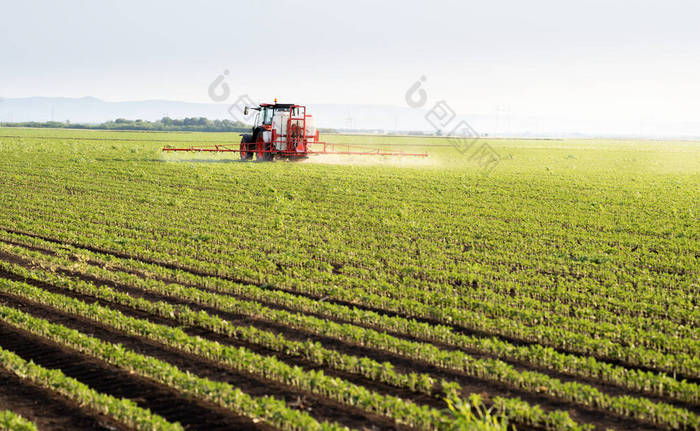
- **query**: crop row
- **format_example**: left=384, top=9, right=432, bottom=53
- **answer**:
left=2, top=172, right=695, bottom=331
left=1, top=223, right=689, bottom=343
left=4, top=146, right=691, bottom=269
left=0, top=219, right=696, bottom=379
left=0, top=344, right=181, bottom=431
left=0, top=253, right=697, bottom=430
left=14, top=213, right=689, bottom=348
left=2, top=191, right=697, bottom=349
left=0, top=254, right=586, bottom=431
left=7, top=139, right=695, bottom=278
left=0, top=295, right=356, bottom=431
left=2, top=193, right=694, bottom=329
left=3, top=238, right=697, bottom=409
left=0, top=275, right=468, bottom=430
left=0, top=411, right=36, bottom=431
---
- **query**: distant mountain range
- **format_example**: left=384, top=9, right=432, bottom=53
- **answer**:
left=1, top=96, right=698, bottom=139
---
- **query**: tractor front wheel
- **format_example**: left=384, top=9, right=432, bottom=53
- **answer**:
left=261, top=143, right=274, bottom=161
left=240, top=135, right=254, bottom=160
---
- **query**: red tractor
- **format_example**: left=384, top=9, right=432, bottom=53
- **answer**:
left=239, top=102, right=317, bottom=161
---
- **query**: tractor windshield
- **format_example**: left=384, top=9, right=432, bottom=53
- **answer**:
left=261, top=107, right=274, bottom=125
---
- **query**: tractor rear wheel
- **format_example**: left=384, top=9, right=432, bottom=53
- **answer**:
left=240, top=135, right=254, bottom=160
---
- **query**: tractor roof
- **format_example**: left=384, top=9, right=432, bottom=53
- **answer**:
left=260, top=103, right=297, bottom=109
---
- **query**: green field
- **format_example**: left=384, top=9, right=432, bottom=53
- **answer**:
left=0, top=127, right=698, bottom=431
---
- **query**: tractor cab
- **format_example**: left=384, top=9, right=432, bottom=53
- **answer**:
left=248, top=103, right=296, bottom=128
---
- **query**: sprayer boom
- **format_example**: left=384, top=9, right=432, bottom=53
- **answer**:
left=161, top=102, right=428, bottom=160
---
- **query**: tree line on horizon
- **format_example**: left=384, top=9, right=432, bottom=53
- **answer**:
left=0, top=117, right=341, bottom=133
left=0, top=117, right=251, bottom=132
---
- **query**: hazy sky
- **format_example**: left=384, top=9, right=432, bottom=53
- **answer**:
left=2, top=0, right=700, bottom=134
